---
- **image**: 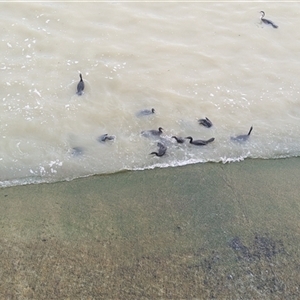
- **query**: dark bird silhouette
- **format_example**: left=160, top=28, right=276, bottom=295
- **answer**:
left=150, top=142, right=167, bottom=157
left=136, top=108, right=155, bottom=117
left=141, top=127, right=163, bottom=137
left=198, top=117, right=213, bottom=128
left=71, top=146, right=84, bottom=156
left=260, top=11, right=278, bottom=28
left=185, top=136, right=215, bottom=146
left=97, top=134, right=115, bottom=143
left=172, top=136, right=185, bottom=143
left=76, top=73, right=85, bottom=95
left=231, top=126, right=253, bottom=142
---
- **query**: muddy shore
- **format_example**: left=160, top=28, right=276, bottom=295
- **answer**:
left=1, top=158, right=300, bottom=299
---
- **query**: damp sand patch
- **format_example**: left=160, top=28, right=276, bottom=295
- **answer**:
left=1, top=158, right=300, bottom=298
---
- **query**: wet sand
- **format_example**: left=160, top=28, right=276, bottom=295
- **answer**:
left=1, top=158, right=300, bottom=299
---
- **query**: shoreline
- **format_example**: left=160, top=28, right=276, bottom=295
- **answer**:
left=1, top=158, right=300, bottom=298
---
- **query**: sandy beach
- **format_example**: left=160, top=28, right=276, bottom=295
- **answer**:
left=1, top=158, right=300, bottom=299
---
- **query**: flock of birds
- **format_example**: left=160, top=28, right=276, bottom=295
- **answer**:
left=74, top=71, right=254, bottom=158
left=138, top=117, right=253, bottom=157
left=71, top=11, right=277, bottom=157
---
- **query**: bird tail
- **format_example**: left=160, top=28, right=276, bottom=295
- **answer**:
left=206, top=138, right=215, bottom=144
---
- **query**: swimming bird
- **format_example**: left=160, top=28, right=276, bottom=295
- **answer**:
left=172, top=136, right=185, bottom=143
left=185, top=136, right=215, bottom=146
left=76, top=73, right=85, bottom=95
left=136, top=108, right=155, bottom=117
left=70, top=146, right=84, bottom=156
left=141, top=127, right=163, bottom=137
left=231, top=126, right=253, bottom=142
left=198, top=117, right=213, bottom=128
left=260, top=11, right=278, bottom=28
left=150, top=142, right=167, bottom=157
left=97, top=133, right=115, bottom=142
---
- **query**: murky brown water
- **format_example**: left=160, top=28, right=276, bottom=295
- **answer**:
left=2, top=2, right=300, bottom=187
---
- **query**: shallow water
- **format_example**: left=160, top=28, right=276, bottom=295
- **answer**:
left=1, top=2, right=300, bottom=187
